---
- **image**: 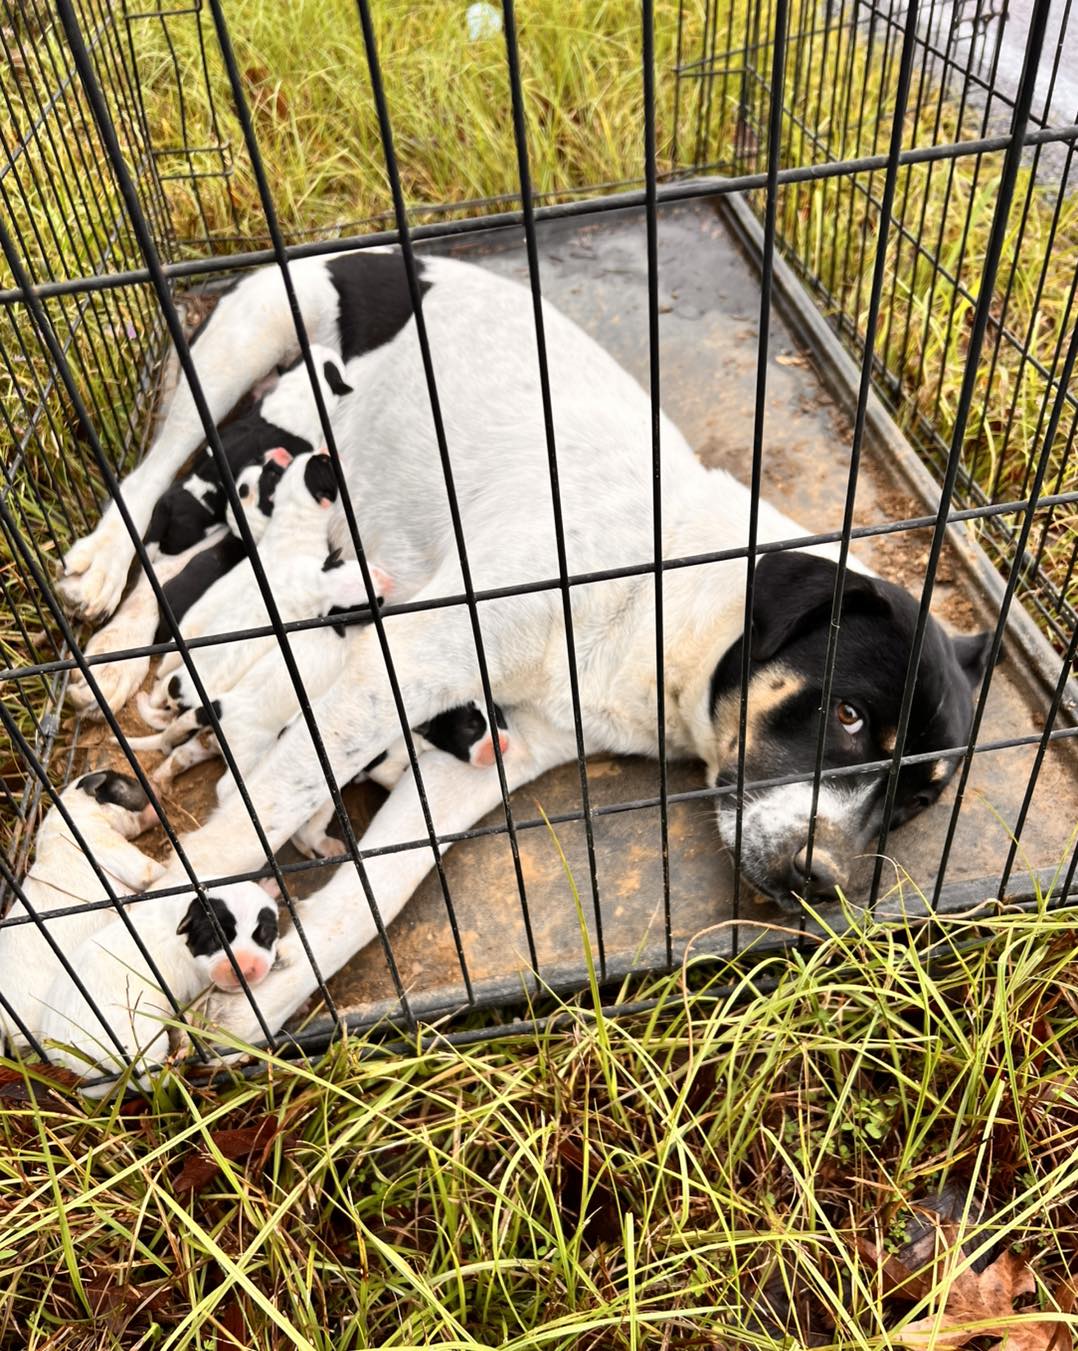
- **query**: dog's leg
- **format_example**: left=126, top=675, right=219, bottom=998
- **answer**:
left=58, top=260, right=336, bottom=621
left=153, top=731, right=218, bottom=788
left=290, top=799, right=343, bottom=859
left=67, top=530, right=228, bottom=718
left=197, top=709, right=575, bottom=1046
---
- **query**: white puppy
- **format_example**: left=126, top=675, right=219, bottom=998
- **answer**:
left=128, top=553, right=383, bottom=788
left=0, top=771, right=161, bottom=1051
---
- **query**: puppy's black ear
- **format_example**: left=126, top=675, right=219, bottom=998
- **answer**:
left=176, top=901, right=195, bottom=937
left=323, top=359, right=353, bottom=397
left=750, top=552, right=887, bottom=662
left=76, top=770, right=109, bottom=798
left=953, top=630, right=1000, bottom=690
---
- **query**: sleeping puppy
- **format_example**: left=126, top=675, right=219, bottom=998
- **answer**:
left=39, top=878, right=279, bottom=1089
left=137, top=449, right=383, bottom=726
left=66, top=347, right=353, bottom=717
left=0, top=770, right=161, bottom=1051
left=290, top=699, right=511, bottom=858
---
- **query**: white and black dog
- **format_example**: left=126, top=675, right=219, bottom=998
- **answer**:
left=58, top=248, right=994, bottom=1048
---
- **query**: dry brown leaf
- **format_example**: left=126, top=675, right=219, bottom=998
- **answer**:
left=894, top=1246, right=1034, bottom=1349
left=857, top=1222, right=1072, bottom=1351
left=172, top=1114, right=282, bottom=1192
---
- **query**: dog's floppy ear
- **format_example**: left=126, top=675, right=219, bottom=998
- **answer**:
left=750, top=552, right=888, bottom=662
left=952, top=630, right=1001, bottom=690
left=175, top=900, right=195, bottom=936
left=323, top=359, right=353, bottom=397
left=264, top=446, right=293, bottom=468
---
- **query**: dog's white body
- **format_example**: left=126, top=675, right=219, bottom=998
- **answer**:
left=0, top=780, right=161, bottom=1050
left=61, top=250, right=859, bottom=1051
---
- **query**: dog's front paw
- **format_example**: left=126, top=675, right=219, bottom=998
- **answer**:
left=58, top=511, right=134, bottom=621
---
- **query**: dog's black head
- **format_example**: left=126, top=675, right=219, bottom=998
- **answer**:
left=708, top=552, right=996, bottom=906
left=303, top=453, right=338, bottom=509
left=76, top=769, right=149, bottom=814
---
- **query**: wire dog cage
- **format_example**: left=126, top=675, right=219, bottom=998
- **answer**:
left=0, top=0, right=1076, bottom=1079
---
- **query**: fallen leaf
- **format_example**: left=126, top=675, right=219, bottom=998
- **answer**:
left=776, top=351, right=809, bottom=367
left=861, top=1222, right=1049, bottom=1350
left=173, top=1115, right=282, bottom=1192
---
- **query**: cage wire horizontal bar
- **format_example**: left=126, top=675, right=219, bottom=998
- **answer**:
left=1, top=0, right=1077, bottom=1074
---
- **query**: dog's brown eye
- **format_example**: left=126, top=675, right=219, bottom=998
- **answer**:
left=836, top=702, right=864, bottom=734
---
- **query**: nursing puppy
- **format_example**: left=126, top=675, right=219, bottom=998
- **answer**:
left=59, top=250, right=995, bottom=1050
left=39, top=879, right=279, bottom=1087
left=0, top=771, right=161, bottom=1051
left=138, top=450, right=383, bottom=726
left=129, top=552, right=382, bottom=788
left=66, top=347, right=352, bottom=717
left=292, top=698, right=511, bottom=858
left=151, top=451, right=286, bottom=640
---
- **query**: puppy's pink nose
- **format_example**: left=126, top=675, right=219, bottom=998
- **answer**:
left=497, top=731, right=510, bottom=756
left=210, top=953, right=270, bottom=990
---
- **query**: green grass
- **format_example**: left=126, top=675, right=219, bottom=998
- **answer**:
left=3, top=898, right=1078, bottom=1345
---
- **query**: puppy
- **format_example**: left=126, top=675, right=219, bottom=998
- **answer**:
left=291, top=699, right=510, bottom=858
left=0, top=771, right=161, bottom=1051
left=129, top=551, right=384, bottom=788
left=39, top=879, right=279, bottom=1086
left=66, top=348, right=353, bottom=717
left=152, top=450, right=287, bottom=638
left=138, top=450, right=382, bottom=725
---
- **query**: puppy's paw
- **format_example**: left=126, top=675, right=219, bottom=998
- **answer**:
left=290, top=829, right=347, bottom=860
left=58, top=514, right=134, bottom=622
left=67, top=654, right=150, bottom=719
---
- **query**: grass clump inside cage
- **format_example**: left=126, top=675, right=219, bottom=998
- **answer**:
left=2, top=894, right=1078, bottom=1344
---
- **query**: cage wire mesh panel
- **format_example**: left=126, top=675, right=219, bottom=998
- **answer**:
left=0, top=0, right=1074, bottom=1078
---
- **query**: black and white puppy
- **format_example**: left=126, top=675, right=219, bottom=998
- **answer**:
left=58, top=249, right=996, bottom=1050
left=0, top=771, right=161, bottom=1051
left=67, top=346, right=352, bottom=717
left=39, top=878, right=280, bottom=1085
left=292, top=699, right=511, bottom=858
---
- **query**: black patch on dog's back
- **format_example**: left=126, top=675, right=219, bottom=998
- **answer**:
left=194, top=700, right=222, bottom=728
left=327, top=252, right=430, bottom=362
left=76, top=770, right=148, bottom=812
left=177, top=894, right=236, bottom=955
left=156, top=536, right=246, bottom=640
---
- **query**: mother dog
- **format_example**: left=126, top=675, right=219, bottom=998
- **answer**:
left=60, top=249, right=994, bottom=1044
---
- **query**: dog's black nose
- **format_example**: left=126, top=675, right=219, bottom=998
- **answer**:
left=789, top=846, right=843, bottom=900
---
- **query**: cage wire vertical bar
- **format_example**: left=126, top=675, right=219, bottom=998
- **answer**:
left=799, top=0, right=921, bottom=896
left=350, top=0, right=540, bottom=973
left=930, top=310, right=1078, bottom=906
left=201, top=0, right=476, bottom=1008
left=731, top=0, right=790, bottom=948
left=869, top=0, right=1055, bottom=903
left=642, top=0, right=673, bottom=964
left=498, top=0, right=607, bottom=972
